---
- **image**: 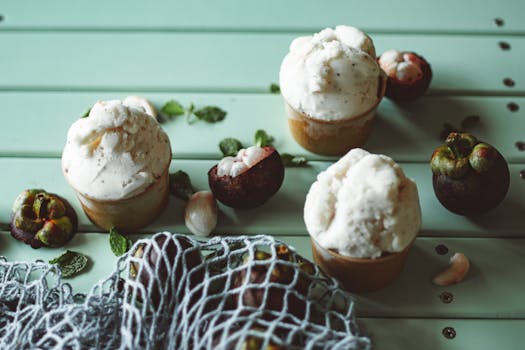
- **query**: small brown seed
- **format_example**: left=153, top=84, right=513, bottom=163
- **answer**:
left=507, top=102, right=520, bottom=112
left=442, top=327, right=456, bottom=339
left=494, top=18, right=505, bottom=27
left=503, top=78, right=515, bottom=87
left=435, top=244, right=449, bottom=255
left=439, top=291, right=454, bottom=304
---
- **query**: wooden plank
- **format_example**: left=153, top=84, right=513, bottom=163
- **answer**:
left=1, top=33, right=524, bottom=94
left=0, top=159, right=523, bottom=237
left=1, top=0, right=524, bottom=34
left=359, top=318, right=525, bottom=350
left=1, top=92, right=524, bottom=163
left=2, top=231, right=525, bottom=319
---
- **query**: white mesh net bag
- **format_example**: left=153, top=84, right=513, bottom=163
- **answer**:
left=0, top=232, right=371, bottom=350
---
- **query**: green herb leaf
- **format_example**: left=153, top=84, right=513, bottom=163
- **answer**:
left=219, top=138, right=243, bottom=157
left=254, top=129, right=275, bottom=147
left=81, top=108, right=91, bottom=118
left=161, top=100, right=185, bottom=118
left=194, top=106, right=227, bottom=123
left=109, top=226, right=132, bottom=257
left=169, top=170, right=194, bottom=200
left=186, top=102, right=196, bottom=124
left=280, top=153, right=308, bottom=167
left=49, top=250, right=89, bottom=278
left=269, top=83, right=280, bottom=94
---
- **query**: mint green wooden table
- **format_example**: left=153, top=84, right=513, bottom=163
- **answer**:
left=1, top=1, right=524, bottom=348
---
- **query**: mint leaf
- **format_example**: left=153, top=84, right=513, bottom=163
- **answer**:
left=269, top=83, right=280, bottom=94
left=169, top=170, right=194, bottom=200
left=161, top=100, right=185, bottom=118
left=194, top=106, right=227, bottom=123
left=186, top=102, right=195, bottom=124
left=281, top=153, right=308, bottom=167
left=219, top=138, right=243, bottom=157
left=49, top=250, right=89, bottom=278
left=254, top=129, right=274, bottom=147
left=81, top=108, right=91, bottom=118
left=109, top=226, right=132, bottom=257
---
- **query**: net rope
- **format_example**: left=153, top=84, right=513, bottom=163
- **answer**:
left=0, top=233, right=371, bottom=350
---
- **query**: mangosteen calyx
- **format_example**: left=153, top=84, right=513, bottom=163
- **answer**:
left=10, top=189, right=78, bottom=248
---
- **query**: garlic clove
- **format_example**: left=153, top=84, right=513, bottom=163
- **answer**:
left=123, top=96, right=157, bottom=120
left=432, top=252, right=470, bottom=286
left=184, top=191, right=218, bottom=237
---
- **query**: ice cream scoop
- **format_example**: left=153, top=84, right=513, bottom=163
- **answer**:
left=304, top=148, right=421, bottom=291
left=62, top=100, right=171, bottom=231
left=280, top=25, right=381, bottom=120
left=279, top=25, right=386, bottom=155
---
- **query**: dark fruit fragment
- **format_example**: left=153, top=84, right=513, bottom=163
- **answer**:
left=208, top=146, right=285, bottom=209
left=231, top=245, right=315, bottom=319
left=378, top=50, right=432, bottom=102
left=129, top=234, right=203, bottom=309
left=10, top=189, right=78, bottom=248
left=430, top=132, right=510, bottom=216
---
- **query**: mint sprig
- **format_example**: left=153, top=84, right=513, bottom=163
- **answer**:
left=49, top=250, right=89, bottom=278
left=254, top=129, right=275, bottom=147
left=109, top=227, right=133, bottom=257
left=81, top=108, right=91, bottom=119
left=161, top=100, right=185, bottom=118
left=280, top=153, right=308, bottom=167
left=219, top=138, right=244, bottom=157
left=193, top=106, right=227, bottom=123
left=160, top=99, right=227, bottom=124
left=169, top=170, right=195, bottom=200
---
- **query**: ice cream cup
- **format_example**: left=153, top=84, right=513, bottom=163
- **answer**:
left=286, top=74, right=386, bottom=156
left=71, top=166, right=170, bottom=232
left=310, top=237, right=411, bottom=292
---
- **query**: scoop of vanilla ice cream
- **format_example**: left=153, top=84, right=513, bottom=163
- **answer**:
left=62, top=100, right=171, bottom=200
left=280, top=25, right=382, bottom=120
left=304, top=148, right=421, bottom=258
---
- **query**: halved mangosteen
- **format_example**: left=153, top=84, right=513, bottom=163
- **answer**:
left=208, top=146, right=285, bottom=209
left=378, top=49, right=432, bottom=102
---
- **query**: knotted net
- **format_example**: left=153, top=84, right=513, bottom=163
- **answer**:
left=0, top=233, right=371, bottom=350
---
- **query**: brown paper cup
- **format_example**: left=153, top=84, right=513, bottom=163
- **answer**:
left=311, top=238, right=411, bottom=293
left=286, top=74, right=386, bottom=156
left=72, top=170, right=169, bottom=232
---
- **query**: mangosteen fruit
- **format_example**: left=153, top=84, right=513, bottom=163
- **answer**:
left=208, top=146, right=285, bottom=209
left=231, top=245, right=315, bottom=318
left=378, top=49, right=432, bottom=102
left=10, top=189, right=78, bottom=248
left=430, top=132, right=510, bottom=216
left=129, top=234, right=203, bottom=309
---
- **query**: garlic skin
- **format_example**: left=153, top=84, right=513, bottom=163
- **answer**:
left=432, top=252, right=470, bottom=286
left=184, top=191, right=218, bottom=237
